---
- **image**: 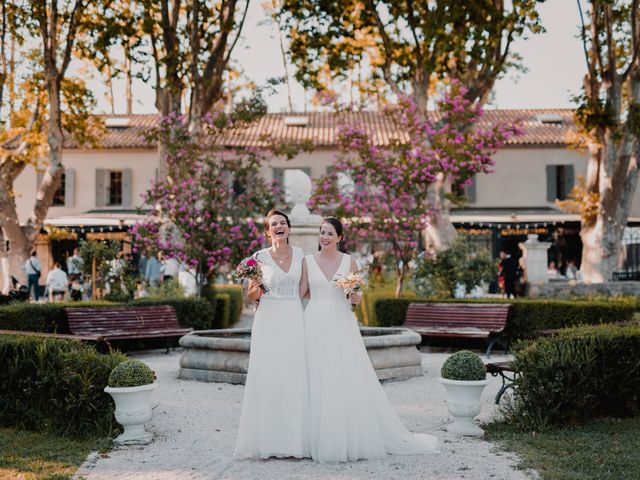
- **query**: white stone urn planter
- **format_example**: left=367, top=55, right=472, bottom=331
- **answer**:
left=440, top=377, right=490, bottom=437
left=105, top=382, right=157, bottom=445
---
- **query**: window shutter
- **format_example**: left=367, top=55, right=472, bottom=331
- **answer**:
left=564, top=165, right=575, bottom=198
left=546, top=165, right=557, bottom=202
left=122, top=169, right=132, bottom=206
left=64, top=169, right=75, bottom=207
left=465, top=175, right=477, bottom=203
left=95, top=169, right=106, bottom=207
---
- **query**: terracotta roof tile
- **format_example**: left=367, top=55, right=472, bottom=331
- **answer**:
left=40, top=109, right=580, bottom=150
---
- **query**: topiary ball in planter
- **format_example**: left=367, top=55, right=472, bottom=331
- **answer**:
left=441, top=350, right=486, bottom=381
left=108, top=359, right=156, bottom=388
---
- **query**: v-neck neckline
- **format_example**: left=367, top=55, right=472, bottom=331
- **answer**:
left=312, top=253, right=345, bottom=283
left=267, top=247, right=294, bottom=275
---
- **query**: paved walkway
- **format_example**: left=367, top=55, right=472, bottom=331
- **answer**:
left=74, top=349, right=538, bottom=480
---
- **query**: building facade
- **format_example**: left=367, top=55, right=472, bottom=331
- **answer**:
left=5, top=109, right=640, bottom=289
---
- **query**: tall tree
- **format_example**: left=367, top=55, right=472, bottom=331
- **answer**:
left=138, top=0, right=250, bottom=174
left=280, top=0, right=543, bottom=249
left=0, top=0, right=99, bottom=280
left=571, top=0, right=640, bottom=282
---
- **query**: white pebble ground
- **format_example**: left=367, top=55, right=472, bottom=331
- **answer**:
left=74, top=350, right=538, bottom=480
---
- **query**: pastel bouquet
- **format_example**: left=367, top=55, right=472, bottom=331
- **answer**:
left=234, top=257, right=269, bottom=293
left=335, top=272, right=368, bottom=311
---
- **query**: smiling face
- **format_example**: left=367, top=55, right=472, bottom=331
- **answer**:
left=319, top=222, right=342, bottom=251
left=267, top=214, right=290, bottom=243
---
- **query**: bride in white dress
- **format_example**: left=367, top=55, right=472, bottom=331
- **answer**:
left=235, top=210, right=310, bottom=459
left=301, top=217, right=439, bottom=463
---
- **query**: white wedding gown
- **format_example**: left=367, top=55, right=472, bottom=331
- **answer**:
left=304, top=253, right=439, bottom=463
left=235, top=246, right=310, bottom=458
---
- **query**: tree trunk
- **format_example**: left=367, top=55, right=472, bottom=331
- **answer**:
left=155, top=86, right=183, bottom=177
left=124, top=42, right=133, bottom=114
left=580, top=130, right=639, bottom=283
left=425, top=173, right=458, bottom=252
left=395, top=263, right=406, bottom=298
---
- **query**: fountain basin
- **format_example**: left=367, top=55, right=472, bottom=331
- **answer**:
left=178, top=327, right=424, bottom=384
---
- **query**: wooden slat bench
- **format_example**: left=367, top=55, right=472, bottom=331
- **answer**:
left=65, top=305, right=192, bottom=351
left=404, top=303, right=511, bottom=357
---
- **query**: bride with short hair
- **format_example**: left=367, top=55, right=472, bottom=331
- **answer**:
left=300, top=217, right=439, bottom=463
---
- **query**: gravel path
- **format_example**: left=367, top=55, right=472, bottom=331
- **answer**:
left=74, top=348, right=538, bottom=480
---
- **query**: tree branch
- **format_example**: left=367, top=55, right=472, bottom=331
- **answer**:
left=223, top=0, right=249, bottom=65
left=61, top=0, right=84, bottom=76
left=364, top=0, right=402, bottom=97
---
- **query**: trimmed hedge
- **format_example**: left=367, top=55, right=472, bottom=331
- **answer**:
left=129, top=298, right=215, bottom=330
left=509, top=324, right=640, bottom=429
left=0, top=334, right=126, bottom=437
left=214, top=285, right=244, bottom=325
left=0, top=298, right=216, bottom=333
left=371, top=297, right=636, bottom=341
left=213, top=293, right=231, bottom=329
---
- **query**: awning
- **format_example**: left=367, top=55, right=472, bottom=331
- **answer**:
left=44, top=211, right=147, bottom=228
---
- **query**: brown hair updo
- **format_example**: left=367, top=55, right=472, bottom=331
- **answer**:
left=264, top=209, right=292, bottom=243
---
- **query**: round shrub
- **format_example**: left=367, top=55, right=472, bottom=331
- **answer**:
left=108, top=359, right=155, bottom=388
left=441, top=350, right=486, bottom=381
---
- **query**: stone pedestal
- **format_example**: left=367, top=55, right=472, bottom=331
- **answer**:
left=285, top=169, right=322, bottom=256
left=519, top=234, right=552, bottom=285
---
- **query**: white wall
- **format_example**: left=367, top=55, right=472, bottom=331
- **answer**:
left=12, top=148, right=158, bottom=222
left=10, top=144, right=640, bottom=220
left=473, top=146, right=588, bottom=208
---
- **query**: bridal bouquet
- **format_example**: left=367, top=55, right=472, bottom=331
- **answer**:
left=335, top=272, right=367, bottom=311
left=234, top=257, right=269, bottom=293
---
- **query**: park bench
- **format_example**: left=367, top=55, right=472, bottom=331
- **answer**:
left=64, top=305, right=192, bottom=351
left=486, top=361, right=519, bottom=404
left=404, top=302, right=511, bottom=357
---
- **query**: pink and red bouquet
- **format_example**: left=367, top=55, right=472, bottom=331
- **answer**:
left=234, top=257, right=269, bottom=293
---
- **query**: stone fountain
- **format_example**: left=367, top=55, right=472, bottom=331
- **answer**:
left=178, top=327, right=424, bottom=384
left=178, top=170, right=425, bottom=384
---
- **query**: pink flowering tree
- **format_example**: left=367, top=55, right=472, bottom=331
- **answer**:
left=131, top=108, right=277, bottom=297
left=310, top=83, right=521, bottom=297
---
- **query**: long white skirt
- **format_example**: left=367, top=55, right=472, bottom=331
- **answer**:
left=234, top=297, right=310, bottom=458
left=304, top=297, right=439, bottom=463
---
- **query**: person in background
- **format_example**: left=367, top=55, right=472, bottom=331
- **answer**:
left=499, top=250, right=518, bottom=299
left=162, top=254, right=181, bottom=283
left=134, top=281, right=149, bottom=299
left=46, top=262, right=68, bottom=302
left=67, top=248, right=83, bottom=279
left=137, top=250, right=148, bottom=276
left=144, top=252, right=162, bottom=288
left=23, top=251, right=41, bottom=301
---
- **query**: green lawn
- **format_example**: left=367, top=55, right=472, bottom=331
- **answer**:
left=0, top=428, right=100, bottom=480
left=486, top=417, right=640, bottom=480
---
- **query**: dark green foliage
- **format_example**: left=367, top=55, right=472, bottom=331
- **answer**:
left=441, top=350, right=486, bottom=380
left=108, top=359, right=155, bottom=388
left=213, top=293, right=231, bottom=329
left=214, top=285, right=244, bottom=325
left=0, top=298, right=216, bottom=333
left=413, top=239, right=497, bottom=298
left=129, top=297, right=215, bottom=330
left=371, top=297, right=635, bottom=341
left=0, top=301, right=114, bottom=333
left=508, top=324, right=640, bottom=430
left=0, top=334, right=126, bottom=438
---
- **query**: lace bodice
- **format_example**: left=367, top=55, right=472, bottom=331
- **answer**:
left=254, top=246, right=304, bottom=299
left=306, top=253, right=351, bottom=301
